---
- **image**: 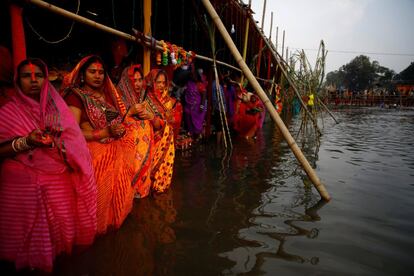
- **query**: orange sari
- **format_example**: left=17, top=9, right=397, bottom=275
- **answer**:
left=143, top=69, right=177, bottom=193
left=62, top=56, right=151, bottom=233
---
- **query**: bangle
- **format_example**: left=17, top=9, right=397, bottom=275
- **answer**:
left=13, top=136, right=32, bottom=152
left=11, top=138, right=18, bottom=152
left=92, top=129, right=101, bottom=140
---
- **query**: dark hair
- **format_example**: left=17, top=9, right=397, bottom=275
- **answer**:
left=155, top=69, right=168, bottom=83
left=133, top=66, right=143, bottom=78
left=17, top=58, right=47, bottom=77
left=16, top=58, right=47, bottom=88
left=79, top=55, right=106, bottom=81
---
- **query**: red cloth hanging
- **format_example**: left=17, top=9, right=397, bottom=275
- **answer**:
left=9, top=4, right=26, bottom=70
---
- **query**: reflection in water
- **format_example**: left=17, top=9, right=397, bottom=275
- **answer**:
left=12, top=108, right=413, bottom=275
left=219, top=195, right=327, bottom=274
left=54, top=190, right=177, bottom=275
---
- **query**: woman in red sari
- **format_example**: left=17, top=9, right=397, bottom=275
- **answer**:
left=61, top=55, right=144, bottom=234
left=233, top=88, right=265, bottom=140
left=0, top=58, right=97, bottom=272
left=117, top=65, right=174, bottom=197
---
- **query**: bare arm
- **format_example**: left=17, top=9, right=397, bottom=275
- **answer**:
left=68, top=105, right=111, bottom=141
left=0, top=140, right=17, bottom=158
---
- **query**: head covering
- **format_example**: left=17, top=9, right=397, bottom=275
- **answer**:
left=116, top=64, right=144, bottom=108
left=0, top=58, right=96, bottom=212
left=62, top=55, right=127, bottom=115
left=145, top=69, right=170, bottom=96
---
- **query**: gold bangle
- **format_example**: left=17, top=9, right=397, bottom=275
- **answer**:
left=11, top=138, right=19, bottom=152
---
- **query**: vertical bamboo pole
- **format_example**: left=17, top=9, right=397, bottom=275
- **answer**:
left=260, top=0, right=267, bottom=31
left=275, top=26, right=278, bottom=52
left=240, top=11, right=250, bottom=84
left=143, top=0, right=152, bottom=75
left=286, top=47, right=289, bottom=61
left=269, top=12, right=273, bottom=39
left=267, top=12, right=273, bottom=80
left=256, top=0, right=267, bottom=77
left=201, top=0, right=331, bottom=201
left=281, top=30, right=285, bottom=59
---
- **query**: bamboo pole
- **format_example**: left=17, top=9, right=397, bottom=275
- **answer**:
left=260, top=0, right=267, bottom=31
left=201, top=0, right=331, bottom=201
left=269, top=12, right=273, bottom=40
left=256, top=0, right=267, bottom=77
left=316, top=96, right=339, bottom=124
left=251, top=21, right=320, bottom=132
left=275, top=26, right=278, bottom=52
left=143, top=0, right=152, bottom=75
left=281, top=30, right=285, bottom=59
left=240, top=10, right=250, bottom=84
left=26, top=0, right=274, bottom=84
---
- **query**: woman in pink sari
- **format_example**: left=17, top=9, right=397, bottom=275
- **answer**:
left=0, top=58, right=97, bottom=272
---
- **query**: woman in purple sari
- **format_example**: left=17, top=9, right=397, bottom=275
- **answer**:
left=183, top=67, right=207, bottom=141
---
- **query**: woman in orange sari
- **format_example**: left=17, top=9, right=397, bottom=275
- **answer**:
left=61, top=55, right=145, bottom=234
left=117, top=66, right=175, bottom=195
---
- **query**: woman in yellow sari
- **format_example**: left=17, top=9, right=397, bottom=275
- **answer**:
left=117, top=66, right=174, bottom=196
left=61, top=55, right=150, bottom=233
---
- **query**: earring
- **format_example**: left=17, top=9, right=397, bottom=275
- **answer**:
left=80, top=77, right=85, bottom=83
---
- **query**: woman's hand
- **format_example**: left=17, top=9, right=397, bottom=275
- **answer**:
left=27, top=129, right=54, bottom=147
left=132, top=103, right=154, bottom=120
left=109, top=123, right=126, bottom=139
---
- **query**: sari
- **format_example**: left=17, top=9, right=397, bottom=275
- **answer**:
left=233, top=91, right=265, bottom=139
left=62, top=55, right=142, bottom=233
left=184, top=80, right=207, bottom=136
left=116, top=65, right=153, bottom=197
left=145, top=69, right=178, bottom=192
left=0, top=59, right=97, bottom=272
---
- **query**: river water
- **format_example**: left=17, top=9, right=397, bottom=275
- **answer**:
left=5, top=108, right=414, bottom=275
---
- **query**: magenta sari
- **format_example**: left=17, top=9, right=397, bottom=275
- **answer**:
left=0, top=59, right=97, bottom=272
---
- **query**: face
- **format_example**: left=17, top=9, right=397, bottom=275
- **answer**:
left=84, top=62, right=105, bottom=90
left=19, top=63, right=45, bottom=99
left=133, top=71, right=143, bottom=92
left=155, top=73, right=166, bottom=92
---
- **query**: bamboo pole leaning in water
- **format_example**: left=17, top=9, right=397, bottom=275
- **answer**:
left=201, top=0, right=331, bottom=201
left=316, top=96, right=339, bottom=124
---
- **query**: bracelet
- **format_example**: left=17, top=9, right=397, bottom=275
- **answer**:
left=92, top=129, right=101, bottom=140
left=13, top=137, right=32, bottom=152
left=11, top=138, right=18, bottom=152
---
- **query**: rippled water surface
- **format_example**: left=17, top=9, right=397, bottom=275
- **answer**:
left=5, top=108, right=414, bottom=275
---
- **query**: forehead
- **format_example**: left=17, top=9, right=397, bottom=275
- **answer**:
left=133, top=71, right=142, bottom=79
left=87, top=62, right=104, bottom=70
left=20, top=63, right=42, bottom=73
left=156, top=73, right=166, bottom=81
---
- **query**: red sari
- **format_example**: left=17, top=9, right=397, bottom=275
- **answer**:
left=233, top=92, right=265, bottom=139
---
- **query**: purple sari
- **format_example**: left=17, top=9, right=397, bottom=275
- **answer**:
left=184, top=80, right=206, bottom=135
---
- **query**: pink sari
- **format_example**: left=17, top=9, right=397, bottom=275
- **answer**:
left=0, top=59, right=97, bottom=272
